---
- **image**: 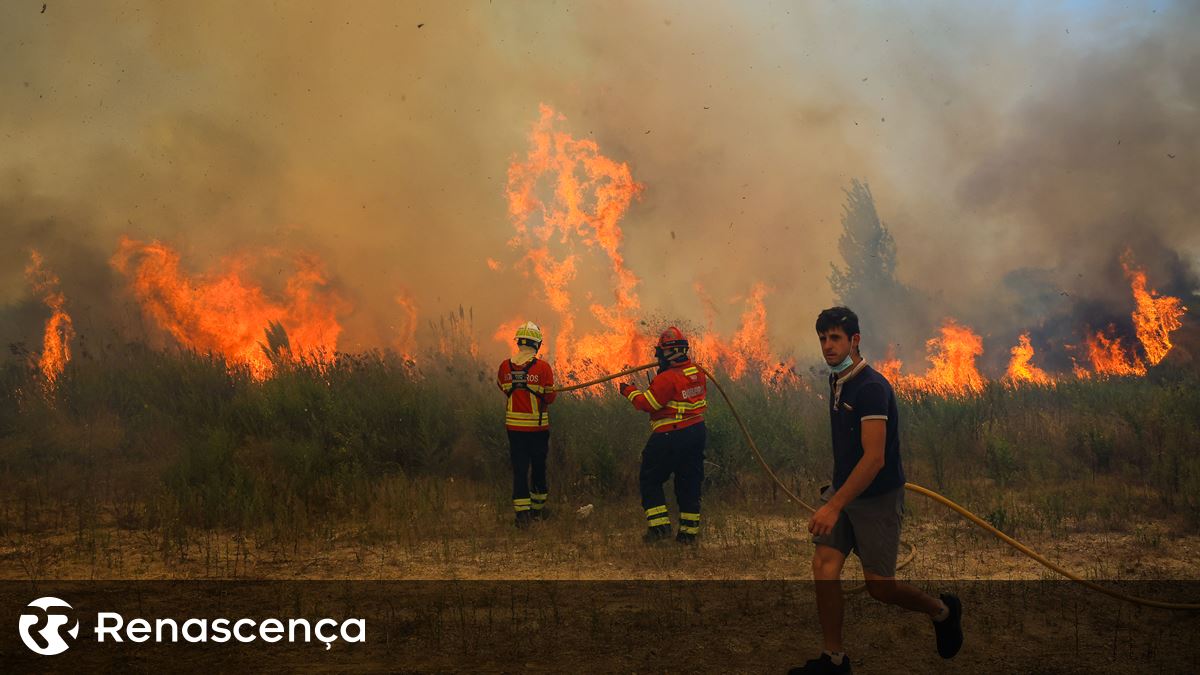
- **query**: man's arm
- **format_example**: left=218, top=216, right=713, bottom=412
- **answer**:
left=538, top=363, right=557, bottom=405
left=619, top=373, right=672, bottom=413
left=828, top=419, right=886, bottom=508
left=809, top=420, right=886, bottom=535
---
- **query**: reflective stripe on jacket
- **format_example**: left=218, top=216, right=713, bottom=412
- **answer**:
left=498, top=357, right=557, bottom=431
left=625, top=362, right=706, bottom=433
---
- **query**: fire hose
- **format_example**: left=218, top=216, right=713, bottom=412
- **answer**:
left=552, top=361, right=1200, bottom=611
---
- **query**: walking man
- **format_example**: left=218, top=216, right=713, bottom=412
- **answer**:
left=791, top=307, right=963, bottom=674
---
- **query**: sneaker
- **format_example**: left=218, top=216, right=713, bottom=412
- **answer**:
left=787, top=652, right=851, bottom=674
left=675, top=531, right=697, bottom=545
left=642, top=524, right=672, bottom=543
left=933, top=593, right=963, bottom=658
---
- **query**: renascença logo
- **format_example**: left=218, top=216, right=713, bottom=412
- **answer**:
left=17, top=597, right=366, bottom=655
left=18, top=597, right=80, bottom=656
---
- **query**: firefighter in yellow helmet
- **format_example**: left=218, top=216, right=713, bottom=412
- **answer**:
left=496, top=321, right=557, bottom=527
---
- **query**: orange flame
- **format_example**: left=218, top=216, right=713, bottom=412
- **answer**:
left=864, top=253, right=1184, bottom=391
left=394, top=291, right=419, bottom=360
left=111, top=237, right=346, bottom=379
left=500, top=105, right=797, bottom=386
left=24, top=250, right=74, bottom=384
left=493, top=318, right=527, bottom=348
left=1003, top=332, right=1054, bottom=386
left=875, top=345, right=904, bottom=385
left=884, top=319, right=986, bottom=396
left=503, top=104, right=647, bottom=379
left=690, top=283, right=798, bottom=386
left=1070, top=357, right=1090, bottom=380
left=1122, top=251, right=1187, bottom=366
left=1078, top=326, right=1146, bottom=377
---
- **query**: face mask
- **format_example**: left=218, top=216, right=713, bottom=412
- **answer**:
left=830, top=354, right=854, bottom=374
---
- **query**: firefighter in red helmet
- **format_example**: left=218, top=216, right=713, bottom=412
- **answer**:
left=619, top=326, right=708, bottom=543
left=497, top=321, right=557, bottom=528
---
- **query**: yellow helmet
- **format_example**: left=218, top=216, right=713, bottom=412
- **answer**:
left=515, top=321, right=543, bottom=349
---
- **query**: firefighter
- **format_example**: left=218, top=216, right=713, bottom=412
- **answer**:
left=497, top=321, right=557, bottom=528
left=619, top=326, right=708, bottom=544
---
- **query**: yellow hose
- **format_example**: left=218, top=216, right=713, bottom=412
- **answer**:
left=901, top=483, right=1200, bottom=611
left=554, top=361, right=1200, bottom=611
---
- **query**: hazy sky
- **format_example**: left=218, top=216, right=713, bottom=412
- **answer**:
left=2, top=1, right=1196, bottom=366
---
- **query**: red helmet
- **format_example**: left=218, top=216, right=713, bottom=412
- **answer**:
left=657, top=326, right=688, bottom=350
left=655, top=326, right=689, bottom=366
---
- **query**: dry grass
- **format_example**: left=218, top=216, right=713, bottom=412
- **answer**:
left=2, top=339, right=1199, bottom=584
left=2, top=477, right=1197, bottom=583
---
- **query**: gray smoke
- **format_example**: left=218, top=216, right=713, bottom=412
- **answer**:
left=1, top=1, right=1196, bottom=372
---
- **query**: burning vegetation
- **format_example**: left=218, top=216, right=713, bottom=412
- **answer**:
left=1123, top=250, right=1186, bottom=367
left=1003, top=333, right=1055, bottom=387
left=9, top=108, right=1191, bottom=398
left=23, top=250, right=74, bottom=386
left=109, top=237, right=347, bottom=380
left=874, top=255, right=1187, bottom=397
left=498, top=104, right=797, bottom=387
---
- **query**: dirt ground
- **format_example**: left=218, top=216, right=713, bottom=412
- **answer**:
left=2, top=499, right=1198, bottom=672
left=3, top=499, right=1198, bottom=583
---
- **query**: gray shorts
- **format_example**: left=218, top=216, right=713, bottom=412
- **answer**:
left=812, top=485, right=904, bottom=577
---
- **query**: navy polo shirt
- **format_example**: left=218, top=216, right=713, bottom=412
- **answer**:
left=828, top=363, right=905, bottom=498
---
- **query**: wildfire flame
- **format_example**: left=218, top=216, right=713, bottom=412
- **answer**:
left=690, top=283, right=799, bottom=386
left=500, top=104, right=797, bottom=385
left=1070, top=252, right=1185, bottom=379
left=492, top=317, right=527, bottom=352
left=880, top=319, right=986, bottom=396
left=1076, top=326, right=1147, bottom=378
left=881, top=252, right=1188, bottom=393
left=1003, top=332, right=1055, bottom=386
left=111, top=237, right=346, bottom=379
left=504, top=103, right=647, bottom=379
left=1122, top=250, right=1186, bottom=366
left=394, top=291, right=419, bottom=360
left=874, top=346, right=904, bottom=385
left=24, top=250, right=75, bottom=384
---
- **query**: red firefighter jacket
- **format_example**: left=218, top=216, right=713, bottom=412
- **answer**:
left=622, top=361, right=707, bottom=433
left=497, top=357, right=557, bottom=432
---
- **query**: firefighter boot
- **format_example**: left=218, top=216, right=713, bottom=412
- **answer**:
left=642, top=524, right=672, bottom=544
left=677, top=512, right=700, bottom=545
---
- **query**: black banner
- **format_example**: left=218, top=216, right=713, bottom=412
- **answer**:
left=1, top=581, right=1197, bottom=673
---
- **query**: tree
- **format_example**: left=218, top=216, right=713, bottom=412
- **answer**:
left=828, top=179, right=925, bottom=359
left=829, top=179, right=900, bottom=306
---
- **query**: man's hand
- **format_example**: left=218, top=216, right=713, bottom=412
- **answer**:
left=808, top=502, right=842, bottom=536
left=618, top=382, right=636, bottom=398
